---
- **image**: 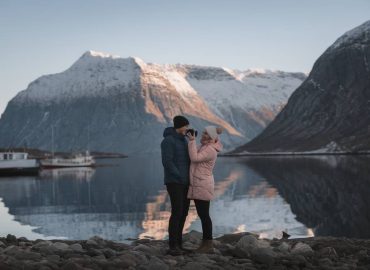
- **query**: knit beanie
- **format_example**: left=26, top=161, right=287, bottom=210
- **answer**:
left=173, top=115, right=189, bottom=129
left=205, top=126, right=223, bottom=140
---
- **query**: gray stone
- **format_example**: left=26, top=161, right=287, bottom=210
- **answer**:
left=277, top=242, right=290, bottom=253
left=0, top=241, right=6, bottom=248
left=3, top=245, right=20, bottom=256
left=88, top=236, right=106, bottom=246
left=52, top=242, right=70, bottom=251
left=236, top=235, right=270, bottom=253
left=45, top=254, right=60, bottom=262
left=38, top=245, right=58, bottom=255
left=70, top=243, right=84, bottom=252
left=87, top=248, right=103, bottom=257
left=18, top=237, right=28, bottom=242
left=144, top=256, right=169, bottom=270
left=129, top=250, right=149, bottom=264
left=61, top=261, right=84, bottom=270
left=6, top=234, right=17, bottom=243
left=33, top=240, right=53, bottom=249
left=86, top=239, right=98, bottom=246
left=15, top=251, right=42, bottom=261
left=319, top=246, right=338, bottom=258
left=102, top=248, right=117, bottom=258
left=183, top=230, right=203, bottom=244
left=162, top=258, right=177, bottom=267
left=318, top=257, right=333, bottom=266
left=118, top=253, right=138, bottom=267
left=251, top=247, right=277, bottom=266
left=291, top=242, right=313, bottom=256
left=183, top=262, right=208, bottom=270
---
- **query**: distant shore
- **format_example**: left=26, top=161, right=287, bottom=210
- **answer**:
left=1, top=232, right=369, bottom=269
left=221, top=151, right=370, bottom=157
left=0, top=148, right=128, bottom=159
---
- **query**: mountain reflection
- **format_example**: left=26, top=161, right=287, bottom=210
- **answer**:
left=0, top=155, right=367, bottom=241
left=242, top=155, right=370, bottom=238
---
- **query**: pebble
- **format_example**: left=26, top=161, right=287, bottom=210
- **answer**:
left=0, top=232, right=368, bottom=269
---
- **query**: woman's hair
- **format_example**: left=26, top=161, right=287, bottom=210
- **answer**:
left=216, top=127, right=224, bottom=135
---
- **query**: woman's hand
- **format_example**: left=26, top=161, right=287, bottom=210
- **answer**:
left=187, top=133, right=195, bottom=141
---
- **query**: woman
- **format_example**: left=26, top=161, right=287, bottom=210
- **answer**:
left=186, top=125, right=223, bottom=253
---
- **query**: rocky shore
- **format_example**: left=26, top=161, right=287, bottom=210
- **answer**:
left=1, top=231, right=370, bottom=270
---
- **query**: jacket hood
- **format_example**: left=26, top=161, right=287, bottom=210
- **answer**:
left=163, top=127, right=176, bottom=137
left=163, top=127, right=185, bottom=139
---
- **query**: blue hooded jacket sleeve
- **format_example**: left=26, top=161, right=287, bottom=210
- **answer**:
left=161, top=137, right=182, bottom=180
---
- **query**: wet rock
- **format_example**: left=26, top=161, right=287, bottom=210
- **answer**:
left=183, top=230, right=203, bottom=244
left=15, top=250, right=43, bottom=261
left=162, top=258, right=177, bottom=267
left=70, top=243, right=84, bottom=252
left=52, top=242, right=70, bottom=251
left=18, top=237, right=29, bottom=242
left=236, top=235, right=270, bottom=251
left=118, top=253, right=138, bottom=268
left=3, top=245, right=20, bottom=256
left=102, top=247, right=117, bottom=258
left=276, top=242, right=290, bottom=253
left=6, top=234, right=17, bottom=243
left=216, top=232, right=258, bottom=245
left=318, top=257, right=333, bottom=266
left=87, top=248, right=103, bottom=257
left=183, top=262, right=208, bottom=270
left=291, top=242, right=314, bottom=256
left=251, top=247, right=277, bottom=266
left=61, top=261, right=84, bottom=270
left=33, top=240, right=53, bottom=250
left=45, top=254, right=60, bottom=263
left=144, top=256, right=169, bottom=270
left=85, top=239, right=98, bottom=247
left=318, top=246, right=338, bottom=258
left=0, top=241, right=6, bottom=248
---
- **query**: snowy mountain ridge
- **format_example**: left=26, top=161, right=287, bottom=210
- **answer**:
left=0, top=51, right=306, bottom=154
left=15, top=50, right=306, bottom=113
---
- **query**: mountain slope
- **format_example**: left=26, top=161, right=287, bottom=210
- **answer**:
left=0, top=51, right=305, bottom=154
left=233, top=20, right=370, bottom=154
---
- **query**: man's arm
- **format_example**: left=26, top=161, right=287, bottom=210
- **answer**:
left=161, top=138, right=182, bottom=180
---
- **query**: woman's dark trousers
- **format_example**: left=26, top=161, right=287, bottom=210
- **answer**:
left=166, top=183, right=190, bottom=248
left=194, top=199, right=212, bottom=240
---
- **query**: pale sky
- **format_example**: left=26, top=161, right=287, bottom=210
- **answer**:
left=1, top=0, right=369, bottom=115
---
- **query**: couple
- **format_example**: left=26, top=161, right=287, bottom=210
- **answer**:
left=160, top=115, right=223, bottom=256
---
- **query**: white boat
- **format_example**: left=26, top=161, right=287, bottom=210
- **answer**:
left=0, top=152, right=39, bottom=176
left=40, top=151, right=95, bottom=168
left=40, top=125, right=95, bottom=168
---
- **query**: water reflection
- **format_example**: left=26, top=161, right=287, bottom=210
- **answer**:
left=0, top=155, right=368, bottom=241
left=242, top=155, right=370, bottom=238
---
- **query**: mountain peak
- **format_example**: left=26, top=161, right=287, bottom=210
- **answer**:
left=330, top=20, right=370, bottom=50
left=83, top=50, right=121, bottom=59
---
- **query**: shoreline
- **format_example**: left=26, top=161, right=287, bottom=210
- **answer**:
left=1, top=232, right=369, bottom=269
left=220, top=152, right=370, bottom=157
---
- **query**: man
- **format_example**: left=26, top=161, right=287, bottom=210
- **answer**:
left=161, top=115, right=191, bottom=255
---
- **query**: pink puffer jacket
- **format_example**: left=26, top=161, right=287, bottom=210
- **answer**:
left=187, top=139, right=223, bottom=201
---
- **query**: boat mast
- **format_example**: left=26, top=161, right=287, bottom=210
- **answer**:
left=51, top=125, right=54, bottom=157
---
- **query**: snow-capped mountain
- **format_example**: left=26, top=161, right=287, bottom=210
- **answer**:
left=233, top=20, right=370, bottom=154
left=0, top=51, right=305, bottom=154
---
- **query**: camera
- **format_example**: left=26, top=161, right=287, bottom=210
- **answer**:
left=186, top=128, right=198, bottom=137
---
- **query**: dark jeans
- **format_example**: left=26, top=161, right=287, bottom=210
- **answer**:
left=166, top=183, right=190, bottom=248
left=194, top=199, right=213, bottom=240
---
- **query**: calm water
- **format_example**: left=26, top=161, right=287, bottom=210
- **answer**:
left=0, top=155, right=369, bottom=242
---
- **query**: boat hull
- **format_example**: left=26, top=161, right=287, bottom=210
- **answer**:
left=0, top=167, right=39, bottom=176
